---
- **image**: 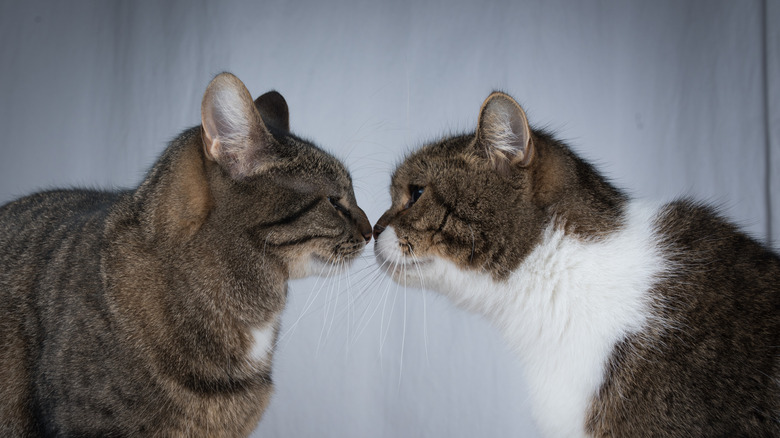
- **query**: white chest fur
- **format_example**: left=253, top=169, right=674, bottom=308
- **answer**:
left=249, top=319, right=277, bottom=365
left=383, top=201, right=667, bottom=437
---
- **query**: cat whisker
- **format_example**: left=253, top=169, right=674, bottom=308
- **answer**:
left=260, top=232, right=273, bottom=269
left=398, top=254, right=409, bottom=387
left=379, top=255, right=401, bottom=358
left=409, top=247, right=430, bottom=364
left=276, top=253, right=338, bottom=349
left=343, top=259, right=355, bottom=356
left=324, top=259, right=346, bottom=345
left=351, top=274, right=392, bottom=345
left=345, top=275, right=388, bottom=347
left=316, top=257, right=348, bottom=354
left=348, top=260, right=390, bottom=342
left=297, top=274, right=372, bottom=332
left=295, top=257, right=382, bottom=350
left=350, top=260, right=398, bottom=343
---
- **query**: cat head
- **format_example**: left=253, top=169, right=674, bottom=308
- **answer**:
left=145, top=73, right=371, bottom=280
left=373, top=92, right=541, bottom=285
left=373, top=92, right=624, bottom=304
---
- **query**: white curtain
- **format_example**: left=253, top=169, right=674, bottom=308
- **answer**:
left=1, top=1, right=776, bottom=436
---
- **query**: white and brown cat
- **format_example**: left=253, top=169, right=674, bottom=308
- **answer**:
left=374, top=92, right=779, bottom=437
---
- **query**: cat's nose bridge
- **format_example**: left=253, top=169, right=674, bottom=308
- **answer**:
left=353, top=206, right=372, bottom=242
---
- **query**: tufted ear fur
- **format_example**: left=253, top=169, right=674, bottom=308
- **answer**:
left=254, top=91, right=290, bottom=132
left=476, top=92, right=534, bottom=173
left=201, top=73, right=273, bottom=179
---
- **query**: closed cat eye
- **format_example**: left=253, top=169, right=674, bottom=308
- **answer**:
left=328, top=196, right=352, bottom=218
left=406, top=185, right=424, bottom=208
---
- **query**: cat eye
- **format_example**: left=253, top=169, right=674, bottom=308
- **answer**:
left=406, top=185, right=425, bottom=208
left=328, top=196, right=352, bottom=219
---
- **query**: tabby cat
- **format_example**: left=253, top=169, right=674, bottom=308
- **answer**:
left=0, top=72, right=371, bottom=437
left=373, top=92, right=779, bottom=437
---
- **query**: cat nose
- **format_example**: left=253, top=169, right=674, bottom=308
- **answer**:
left=372, top=224, right=385, bottom=239
left=373, top=210, right=392, bottom=239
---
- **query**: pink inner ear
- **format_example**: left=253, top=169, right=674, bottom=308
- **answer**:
left=479, top=94, right=532, bottom=166
left=201, top=108, right=222, bottom=163
left=200, top=73, right=270, bottom=179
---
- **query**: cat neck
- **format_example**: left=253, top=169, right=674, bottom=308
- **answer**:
left=530, top=132, right=627, bottom=238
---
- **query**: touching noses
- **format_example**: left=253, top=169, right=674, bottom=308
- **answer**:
left=372, top=211, right=392, bottom=240
left=372, top=224, right=385, bottom=240
left=354, top=206, right=372, bottom=242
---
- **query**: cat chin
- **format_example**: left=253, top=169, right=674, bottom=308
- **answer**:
left=288, top=254, right=357, bottom=279
left=377, top=258, right=432, bottom=288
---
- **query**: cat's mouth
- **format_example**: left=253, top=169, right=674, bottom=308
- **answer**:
left=374, top=232, right=432, bottom=278
left=311, top=253, right=358, bottom=266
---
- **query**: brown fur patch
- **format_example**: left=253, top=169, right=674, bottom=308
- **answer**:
left=586, top=201, right=780, bottom=437
left=156, top=137, right=213, bottom=240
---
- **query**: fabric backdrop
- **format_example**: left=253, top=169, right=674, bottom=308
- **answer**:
left=1, top=1, right=777, bottom=436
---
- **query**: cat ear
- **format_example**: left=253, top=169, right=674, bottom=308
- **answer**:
left=476, top=92, right=534, bottom=171
left=254, top=91, right=290, bottom=132
left=201, top=72, right=272, bottom=179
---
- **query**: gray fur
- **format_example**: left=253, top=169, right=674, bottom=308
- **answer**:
left=0, top=73, right=371, bottom=437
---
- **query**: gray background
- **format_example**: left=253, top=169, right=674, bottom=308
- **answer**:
left=1, top=1, right=777, bottom=437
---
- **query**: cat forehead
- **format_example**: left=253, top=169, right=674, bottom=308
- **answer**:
left=271, top=137, right=352, bottom=192
left=392, top=134, right=479, bottom=184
